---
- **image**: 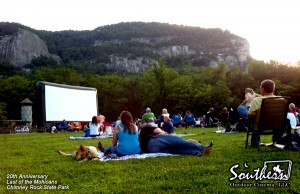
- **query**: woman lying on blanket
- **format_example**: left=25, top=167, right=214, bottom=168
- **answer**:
left=98, top=111, right=142, bottom=156
left=139, top=124, right=213, bottom=156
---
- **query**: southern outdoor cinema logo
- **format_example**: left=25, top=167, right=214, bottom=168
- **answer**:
left=229, top=160, right=292, bottom=188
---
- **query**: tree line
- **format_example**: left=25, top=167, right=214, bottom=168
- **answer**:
left=0, top=58, right=300, bottom=124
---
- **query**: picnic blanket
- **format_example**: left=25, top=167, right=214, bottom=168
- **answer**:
left=97, top=151, right=176, bottom=161
left=260, top=142, right=285, bottom=149
left=172, top=133, right=196, bottom=137
left=70, top=133, right=194, bottom=140
left=69, top=134, right=113, bottom=140
left=215, top=130, right=238, bottom=134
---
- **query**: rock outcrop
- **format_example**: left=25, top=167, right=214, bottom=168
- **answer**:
left=108, top=56, right=155, bottom=73
left=102, top=37, right=251, bottom=73
left=0, top=22, right=251, bottom=73
left=0, top=29, right=60, bottom=66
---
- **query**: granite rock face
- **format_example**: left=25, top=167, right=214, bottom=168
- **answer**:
left=0, top=25, right=251, bottom=73
left=101, top=37, right=251, bottom=73
left=0, top=29, right=60, bottom=66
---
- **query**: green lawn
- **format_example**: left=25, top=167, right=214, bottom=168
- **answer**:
left=0, top=128, right=299, bottom=193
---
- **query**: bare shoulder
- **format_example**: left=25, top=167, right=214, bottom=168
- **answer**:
left=114, top=125, right=121, bottom=133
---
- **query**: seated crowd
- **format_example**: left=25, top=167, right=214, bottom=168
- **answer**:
left=98, top=110, right=213, bottom=157
left=55, top=79, right=300, bottom=157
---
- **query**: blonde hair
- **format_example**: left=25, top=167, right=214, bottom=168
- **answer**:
left=241, top=87, right=261, bottom=105
left=289, top=103, right=296, bottom=109
left=245, top=88, right=254, bottom=95
left=162, top=108, right=168, bottom=114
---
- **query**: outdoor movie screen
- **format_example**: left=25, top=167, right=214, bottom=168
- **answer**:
left=38, top=82, right=98, bottom=122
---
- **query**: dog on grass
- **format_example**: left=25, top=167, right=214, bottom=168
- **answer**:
left=57, top=145, right=99, bottom=162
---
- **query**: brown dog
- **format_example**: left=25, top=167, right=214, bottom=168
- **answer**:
left=57, top=145, right=99, bottom=162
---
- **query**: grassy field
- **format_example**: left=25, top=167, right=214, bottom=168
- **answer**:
left=0, top=127, right=299, bottom=194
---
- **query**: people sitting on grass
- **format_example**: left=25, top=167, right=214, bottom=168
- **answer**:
left=58, top=119, right=70, bottom=132
left=142, top=107, right=155, bottom=123
left=88, top=116, right=103, bottom=137
left=161, top=115, right=174, bottom=134
left=289, top=103, right=299, bottom=124
left=158, top=108, right=170, bottom=127
left=287, top=103, right=300, bottom=149
left=139, top=123, right=213, bottom=156
left=171, top=113, right=183, bottom=127
left=51, top=124, right=57, bottom=133
left=275, top=102, right=300, bottom=150
left=70, top=121, right=82, bottom=132
left=147, top=117, right=158, bottom=127
left=183, top=110, right=196, bottom=128
left=219, top=107, right=229, bottom=130
left=98, top=111, right=142, bottom=156
left=83, top=123, right=90, bottom=137
left=205, top=107, right=218, bottom=127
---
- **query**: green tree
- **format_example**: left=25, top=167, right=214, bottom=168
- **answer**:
left=226, top=65, right=257, bottom=106
left=0, top=61, right=21, bottom=76
left=141, top=59, right=180, bottom=114
left=247, top=60, right=272, bottom=82
left=165, top=75, right=193, bottom=113
left=0, top=102, right=7, bottom=120
left=30, top=67, right=83, bottom=86
left=141, top=59, right=167, bottom=113
left=0, top=76, right=33, bottom=119
left=85, top=74, right=131, bottom=121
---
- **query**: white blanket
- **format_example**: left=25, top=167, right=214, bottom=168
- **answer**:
left=98, top=152, right=176, bottom=161
left=69, top=134, right=113, bottom=140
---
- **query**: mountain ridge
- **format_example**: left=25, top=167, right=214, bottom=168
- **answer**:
left=0, top=22, right=251, bottom=73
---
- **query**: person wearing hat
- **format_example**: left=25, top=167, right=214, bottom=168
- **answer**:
left=142, top=107, right=155, bottom=123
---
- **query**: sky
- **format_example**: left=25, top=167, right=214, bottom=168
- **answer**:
left=1, top=0, right=300, bottom=65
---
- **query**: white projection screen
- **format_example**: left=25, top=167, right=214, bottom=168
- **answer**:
left=37, top=82, right=98, bottom=124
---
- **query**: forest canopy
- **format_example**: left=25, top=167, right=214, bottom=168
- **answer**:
left=0, top=58, right=300, bottom=123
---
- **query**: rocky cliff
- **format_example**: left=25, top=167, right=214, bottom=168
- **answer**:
left=0, top=22, right=251, bottom=73
left=0, top=29, right=60, bottom=67
left=100, top=36, right=250, bottom=72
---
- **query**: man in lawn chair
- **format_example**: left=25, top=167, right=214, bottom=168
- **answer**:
left=247, top=79, right=288, bottom=147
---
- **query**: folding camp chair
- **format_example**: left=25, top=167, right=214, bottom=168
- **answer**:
left=172, top=114, right=183, bottom=127
left=226, top=121, right=239, bottom=132
left=216, top=109, right=239, bottom=133
left=245, top=96, right=292, bottom=152
left=215, top=121, right=238, bottom=133
left=216, top=121, right=225, bottom=132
